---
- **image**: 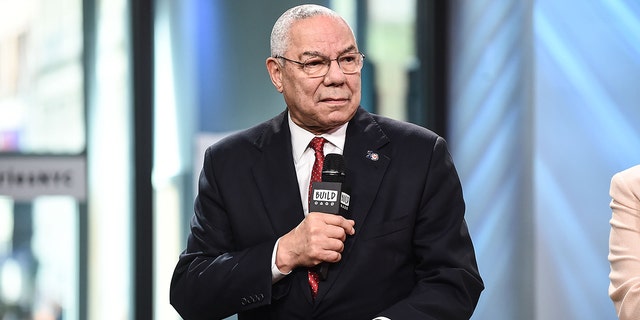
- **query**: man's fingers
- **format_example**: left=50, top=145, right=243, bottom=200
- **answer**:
left=310, top=212, right=356, bottom=235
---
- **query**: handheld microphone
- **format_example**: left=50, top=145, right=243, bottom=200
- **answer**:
left=309, top=154, right=350, bottom=216
left=321, top=153, right=346, bottom=183
left=310, top=154, right=350, bottom=280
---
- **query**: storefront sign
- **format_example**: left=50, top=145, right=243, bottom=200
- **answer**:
left=0, top=156, right=86, bottom=201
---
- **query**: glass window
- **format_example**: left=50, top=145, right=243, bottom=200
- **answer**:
left=0, top=196, right=79, bottom=319
left=0, top=0, right=85, bottom=154
left=0, top=1, right=86, bottom=319
left=366, top=0, right=417, bottom=121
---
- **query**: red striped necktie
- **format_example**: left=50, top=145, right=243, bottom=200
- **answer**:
left=307, top=137, right=325, bottom=299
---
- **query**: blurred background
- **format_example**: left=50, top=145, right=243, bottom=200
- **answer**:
left=0, top=0, right=638, bottom=319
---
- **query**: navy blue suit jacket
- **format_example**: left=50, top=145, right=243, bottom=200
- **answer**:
left=170, top=107, right=483, bottom=320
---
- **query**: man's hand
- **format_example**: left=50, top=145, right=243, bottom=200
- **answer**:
left=276, top=212, right=355, bottom=273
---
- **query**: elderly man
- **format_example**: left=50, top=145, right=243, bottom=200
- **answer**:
left=170, top=4, right=483, bottom=320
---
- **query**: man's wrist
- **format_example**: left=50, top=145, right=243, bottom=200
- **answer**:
left=271, top=238, right=291, bottom=284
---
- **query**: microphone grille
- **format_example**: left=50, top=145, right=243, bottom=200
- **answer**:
left=322, top=153, right=346, bottom=182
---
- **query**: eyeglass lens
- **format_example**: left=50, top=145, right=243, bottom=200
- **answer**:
left=303, top=53, right=363, bottom=76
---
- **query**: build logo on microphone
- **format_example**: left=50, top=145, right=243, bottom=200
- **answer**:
left=340, top=192, right=350, bottom=210
left=310, top=181, right=349, bottom=214
left=312, top=189, right=338, bottom=207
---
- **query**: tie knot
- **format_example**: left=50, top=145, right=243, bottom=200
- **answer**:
left=309, top=137, right=326, bottom=153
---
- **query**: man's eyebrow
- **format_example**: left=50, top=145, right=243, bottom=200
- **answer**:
left=301, top=46, right=357, bottom=58
left=301, top=51, right=325, bottom=58
left=340, top=45, right=357, bottom=54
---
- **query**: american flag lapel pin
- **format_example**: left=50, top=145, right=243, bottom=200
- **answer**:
left=366, top=150, right=379, bottom=161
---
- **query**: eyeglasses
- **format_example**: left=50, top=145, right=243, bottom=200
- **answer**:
left=275, top=52, right=365, bottom=78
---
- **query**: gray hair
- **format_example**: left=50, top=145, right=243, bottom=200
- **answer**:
left=270, top=4, right=352, bottom=57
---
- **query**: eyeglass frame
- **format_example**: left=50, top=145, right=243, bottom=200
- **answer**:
left=274, top=52, right=365, bottom=78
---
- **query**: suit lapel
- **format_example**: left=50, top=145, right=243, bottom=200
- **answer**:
left=342, top=108, right=390, bottom=229
left=251, top=111, right=306, bottom=238
left=316, top=108, right=391, bottom=302
left=251, top=111, right=320, bottom=303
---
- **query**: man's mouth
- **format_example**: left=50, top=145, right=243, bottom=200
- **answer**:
left=320, top=97, right=348, bottom=103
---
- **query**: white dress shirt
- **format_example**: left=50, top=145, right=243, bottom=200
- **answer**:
left=270, top=114, right=347, bottom=283
left=289, top=115, right=347, bottom=215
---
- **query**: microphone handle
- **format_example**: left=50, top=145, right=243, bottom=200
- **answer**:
left=317, top=262, right=330, bottom=280
left=309, top=180, right=348, bottom=281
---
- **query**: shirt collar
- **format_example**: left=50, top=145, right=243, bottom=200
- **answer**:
left=288, top=112, right=348, bottom=164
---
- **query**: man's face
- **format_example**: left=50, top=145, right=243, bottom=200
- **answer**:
left=267, top=16, right=361, bottom=134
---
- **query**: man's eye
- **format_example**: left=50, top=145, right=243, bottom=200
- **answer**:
left=340, top=55, right=356, bottom=63
left=305, top=59, right=326, bottom=67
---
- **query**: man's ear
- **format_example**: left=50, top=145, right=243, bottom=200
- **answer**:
left=266, top=57, right=284, bottom=93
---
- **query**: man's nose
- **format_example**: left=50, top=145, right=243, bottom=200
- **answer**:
left=323, top=59, right=347, bottom=84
